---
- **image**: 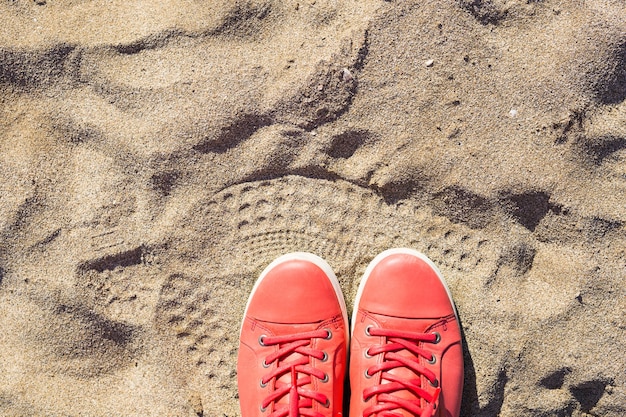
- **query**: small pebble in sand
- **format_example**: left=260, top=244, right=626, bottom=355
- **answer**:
left=425, top=59, right=434, bottom=67
left=509, top=108, right=518, bottom=118
left=341, top=68, right=353, bottom=82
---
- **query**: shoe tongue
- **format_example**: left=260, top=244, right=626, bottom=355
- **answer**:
left=371, top=314, right=437, bottom=417
left=275, top=365, right=303, bottom=410
left=264, top=323, right=316, bottom=411
left=381, top=354, right=427, bottom=417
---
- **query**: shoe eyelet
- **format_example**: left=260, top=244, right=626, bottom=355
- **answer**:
left=259, top=335, right=267, bottom=346
left=427, top=354, right=437, bottom=365
left=364, top=348, right=373, bottom=359
left=429, top=379, right=439, bottom=388
left=432, top=332, right=441, bottom=344
left=324, top=329, right=332, bottom=340
left=365, top=325, right=373, bottom=336
left=321, top=373, right=329, bottom=383
left=323, top=399, right=330, bottom=408
left=364, top=368, right=374, bottom=379
left=262, top=359, right=271, bottom=368
left=320, top=351, right=328, bottom=362
left=260, top=379, right=268, bottom=388
left=260, top=405, right=268, bottom=413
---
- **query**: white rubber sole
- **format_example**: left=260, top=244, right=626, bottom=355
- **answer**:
left=240, top=252, right=349, bottom=345
left=350, top=248, right=460, bottom=336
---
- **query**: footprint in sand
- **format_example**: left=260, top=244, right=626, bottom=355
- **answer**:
left=153, top=175, right=500, bottom=414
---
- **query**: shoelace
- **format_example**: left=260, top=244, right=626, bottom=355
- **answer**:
left=362, top=327, right=441, bottom=417
left=260, top=329, right=332, bottom=417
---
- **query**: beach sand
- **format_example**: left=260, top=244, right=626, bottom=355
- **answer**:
left=0, top=1, right=625, bottom=415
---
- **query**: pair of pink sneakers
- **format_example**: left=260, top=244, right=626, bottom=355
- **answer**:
left=238, top=248, right=464, bottom=417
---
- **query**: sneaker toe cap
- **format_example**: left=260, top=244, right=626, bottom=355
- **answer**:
left=359, top=253, right=455, bottom=319
left=247, top=260, right=343, bottom=323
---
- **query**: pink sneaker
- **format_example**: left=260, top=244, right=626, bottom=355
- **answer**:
left=238, top=253, right=349, bottom=417
left=349, top=249, right=464, bottom=417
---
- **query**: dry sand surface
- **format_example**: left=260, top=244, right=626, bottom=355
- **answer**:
left=1, top=0, right=625, bottom=416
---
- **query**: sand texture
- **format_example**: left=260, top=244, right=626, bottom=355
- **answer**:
left=1, top=0, right=625, bottom=416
